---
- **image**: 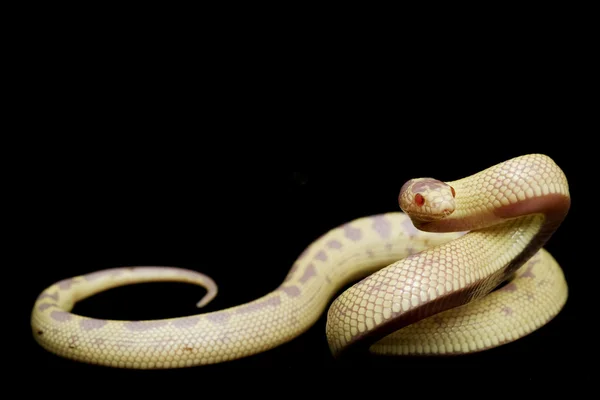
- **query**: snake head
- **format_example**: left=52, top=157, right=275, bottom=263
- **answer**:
left=399, top=178, right=456, bottom=224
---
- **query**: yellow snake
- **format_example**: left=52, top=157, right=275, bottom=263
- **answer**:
left=31, top=154, right=570, bottom=368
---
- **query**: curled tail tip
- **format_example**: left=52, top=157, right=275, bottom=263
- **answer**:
left=196, top=291, right=218, bottom=308
left=196, top=299, right=208, bottom=308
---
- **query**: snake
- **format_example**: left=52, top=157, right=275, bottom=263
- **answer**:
left=31, top=154, right=570, bottom=368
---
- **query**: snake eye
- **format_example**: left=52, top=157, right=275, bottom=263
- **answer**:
left=415, top=193, right=425, bottom=206
left=450, top=186, right=456, bottom=198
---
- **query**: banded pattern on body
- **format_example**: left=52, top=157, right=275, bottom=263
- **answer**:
left=31, top=154, right=570, bottom=368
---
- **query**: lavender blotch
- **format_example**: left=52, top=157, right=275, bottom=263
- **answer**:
left=280, top=285, right=301, bottom=297
left=401, top=218, right=420, bottom=237
left=124, top=321, right=168, bottom=331
left=50, top=311, right=72, bottom=322
left=299, top=263, right=317, bottom=283
left=80, top=319, right=108, bottom=330
left=206, top=313, right=231, bottom=324
left=327, top=240, right=342, bottom=249
left=38, top=292, right=59, bottom=302
left=38, top=303, right=56, bottom=312
left=372, top=215, right=391, bottom=239
left=171, top=317, right=201, bottom=329
left=344, top=224, right=362, bottom=241
left=57, top=279, right=75, bottom=290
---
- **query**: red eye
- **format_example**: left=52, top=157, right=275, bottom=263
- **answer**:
left=415, top=193, right=425, bottom=206
left=450, top=186, right=456, bottom=198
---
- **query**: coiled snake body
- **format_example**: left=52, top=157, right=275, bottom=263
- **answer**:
left=31, top=154, right=570, bottom=368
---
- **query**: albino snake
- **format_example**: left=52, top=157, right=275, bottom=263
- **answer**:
left=31, top=154, right=570, bottom=368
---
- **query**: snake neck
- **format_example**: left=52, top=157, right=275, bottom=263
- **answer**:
left=413, top=154, right=571, bottom=274
left=328, top=154, right=571, bottom=358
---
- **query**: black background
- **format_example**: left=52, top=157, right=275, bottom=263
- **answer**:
left=23, top=137, right=587, bottom=377
left=14, top=10, right=595, bottom=388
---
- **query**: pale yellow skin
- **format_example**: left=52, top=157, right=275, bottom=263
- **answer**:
left=31, top=154, right=570, bottom=368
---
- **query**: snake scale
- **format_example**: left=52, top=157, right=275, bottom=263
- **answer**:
left=31, top=154, right=570, bottom=368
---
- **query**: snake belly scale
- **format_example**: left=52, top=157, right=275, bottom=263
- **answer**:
left=31, top=154, right=570, bottom=368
